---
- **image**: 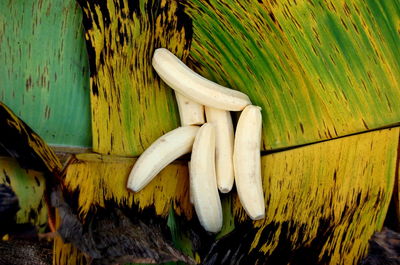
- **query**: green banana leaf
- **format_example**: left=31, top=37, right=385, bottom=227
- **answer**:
left=0, top=0, right=91, bottom=148
left=186, top=0, right=400, bottom=151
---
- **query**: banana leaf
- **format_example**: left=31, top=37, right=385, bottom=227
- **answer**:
left=0, top=0, right=91, bottom=148
left=205, top=127, right=398, bottom=264
left=77, top=0, right=192, bottom=156
left=0, top=100, right=65, bottom=236
left=77, top=0, right=400, bottom=154
left=0, top=156, right=47, bottom=233
left=185, top=0, right=400, bottom=151
left=61, top=153, right=192, bottom=219
left=0, top=102, right=62, bottom=175
left=53, top=127, right=398, bottom=264
left=53, top=154, right=201, bottom=265
left=2, top=0, right=397, bottom=263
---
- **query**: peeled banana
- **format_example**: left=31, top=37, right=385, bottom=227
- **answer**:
left=233, top=105, right=265, bottom=220
left=128, top=49, right=266, bottom=230
left=205, top=107, right=235, bottom=193
left=190, top=123, right=223, bottom=233
left=127, top=126, right=199, bottom=192
left=152, top=48, right=252, bottom=111
left=175, top=92, right=205, bottom=126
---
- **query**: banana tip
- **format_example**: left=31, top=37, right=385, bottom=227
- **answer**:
left=251, top=213, right=265, bottom=220
left=126, top=183, right=140, bottom=193
left=219, top=187, right=232, bottom=193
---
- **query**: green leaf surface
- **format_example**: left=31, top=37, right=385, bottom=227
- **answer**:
left=186, top=0, right=400, bottom=151
left=0, top=0, right=91, bottom=148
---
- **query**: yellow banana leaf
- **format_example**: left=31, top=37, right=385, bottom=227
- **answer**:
left=62, top=153, right=193, bottom=219
left=54, top=127, right=398, bottom=264
left=212, top=127, right=398, bottom=264
left=53, top=153, right=194, bottom=264
left=0, top=157, right=47, bottom=232
left=78, top=0, right=192, bottom=156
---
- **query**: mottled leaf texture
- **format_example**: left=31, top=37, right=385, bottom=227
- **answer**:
left=0, top=102, right=62, bottom=175
left=77, top=0, right=192, bottom=156
left=0, top=0, right=91, bottom=147
left=0, top=157, right=47, bottom=233
left=204, top=128, right=398, bottom=265
left=52, top=190, right=195, bottom=265
left=185, top=0, right=400, bottom=151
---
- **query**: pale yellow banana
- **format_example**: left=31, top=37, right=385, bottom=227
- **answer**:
left=233, top=105, right=265, bottom=220
left=188, top=161, right=193, bottom=205
left=190, top=123, right=223, bottom=233
left=205, top=107, right=234, bottom=193
left=152, top=48, right=252, bottom=111
left=127, top=126, right=199, bottom=192
left=175, top=92, right=205, bottom=126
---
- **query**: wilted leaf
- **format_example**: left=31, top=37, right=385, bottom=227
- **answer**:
left=0, top=157, right=47, bottom=233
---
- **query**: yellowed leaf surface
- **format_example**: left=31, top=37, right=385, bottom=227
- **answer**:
left=227, top=128, right=399, bottom=264
left=78, top=0, right=191, bottom=156
left=63, top=153, right=193, bottom=219
left=0, top=157, right=47, bottom=231
left=55, top=128, right=399, bottom=264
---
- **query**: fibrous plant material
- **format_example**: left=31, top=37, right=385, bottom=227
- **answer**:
left=54, top=153, right=199, bottom=264
left=77, top=0, right=193, bottom=156
left=361, top=227, right=400, bottom=265
left=52, top=191, right=195, bottom=265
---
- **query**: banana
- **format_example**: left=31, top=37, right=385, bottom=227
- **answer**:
left=233, top=105, right=265, bottom=220
left=175, top=92, right=205, bottom=126
left=188, top=161, right=193, bottom=205
left=190, top=123, right=223, bottom=233
left=152, top=48, right=252, bottom=111
left=205, top=107, right=235, bottom=193
left=127, top=126, right=199, bottom=192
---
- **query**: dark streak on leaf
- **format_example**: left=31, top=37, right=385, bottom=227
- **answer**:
left=0, top=101, right=62, bottom=176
